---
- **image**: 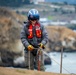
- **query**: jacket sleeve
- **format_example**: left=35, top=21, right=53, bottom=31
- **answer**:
left=41, top=25, right=48, bottom=45
left=20, top=24, right=30, bottom=48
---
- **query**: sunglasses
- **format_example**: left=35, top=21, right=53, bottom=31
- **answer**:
left=30, top=19, right=38, bottom=21
left=31, top=20, right=37, bottom=21
left=30, top=17, right=38, bottom=21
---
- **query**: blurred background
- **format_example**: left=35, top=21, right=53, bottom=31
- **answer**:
left=0, top=0, right=76, bottom=74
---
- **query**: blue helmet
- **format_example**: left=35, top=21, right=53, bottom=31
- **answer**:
left=28, top=9, right=40, bottom=20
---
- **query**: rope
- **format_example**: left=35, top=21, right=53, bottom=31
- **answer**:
left=28, top=51, right=30, bottom=70
left=27, top=48, right=74, bottom=75
left=41, top=49, right=74, bottom=75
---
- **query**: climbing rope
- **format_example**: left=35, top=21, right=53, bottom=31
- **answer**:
left=41, top=49, right=74, bottom=75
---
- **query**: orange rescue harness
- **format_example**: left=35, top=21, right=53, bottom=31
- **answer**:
left=28, top=23, right=42, bottom=39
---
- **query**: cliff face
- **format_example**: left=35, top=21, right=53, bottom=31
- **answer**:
left=0, top=7, right=26, bottom=51
left=45, top=26, right=76, bottom=52
left=0, top=7, right=26, bottom=67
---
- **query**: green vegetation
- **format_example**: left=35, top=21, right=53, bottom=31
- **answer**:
left=48, top=16, right=54, bottom=20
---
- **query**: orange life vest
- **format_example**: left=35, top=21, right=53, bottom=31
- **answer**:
left=28, top=23, right=42, bottom=39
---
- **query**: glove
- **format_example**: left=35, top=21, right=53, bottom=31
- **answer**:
left=27, top=45, right=34, bottom=51
left=38, top=43, right=45, bottom=49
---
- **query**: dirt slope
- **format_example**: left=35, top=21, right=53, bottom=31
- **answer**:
left=0, top=67, right=74, bottom=75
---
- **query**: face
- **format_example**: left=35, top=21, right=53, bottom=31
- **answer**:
left=30, top=20, right=37, bottom=25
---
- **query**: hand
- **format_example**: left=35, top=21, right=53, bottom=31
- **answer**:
left=38, top=43, right=45, bottom=49
left=27, top=45, right=34, bottom=51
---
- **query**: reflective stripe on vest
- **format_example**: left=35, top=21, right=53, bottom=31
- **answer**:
left=28, top=23, right=42, bottom=39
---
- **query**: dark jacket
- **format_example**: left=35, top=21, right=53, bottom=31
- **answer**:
left=20, top=22, right=48, bottom=49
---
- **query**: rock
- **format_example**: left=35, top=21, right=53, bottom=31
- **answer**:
left=45, top=26, right=76, bottom=52
left=0, top=7, right=26, bottom=67
left=44, top=54, right=52, bottom=65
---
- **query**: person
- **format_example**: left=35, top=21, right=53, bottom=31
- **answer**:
left=20, top=9, right=48, bottom=71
